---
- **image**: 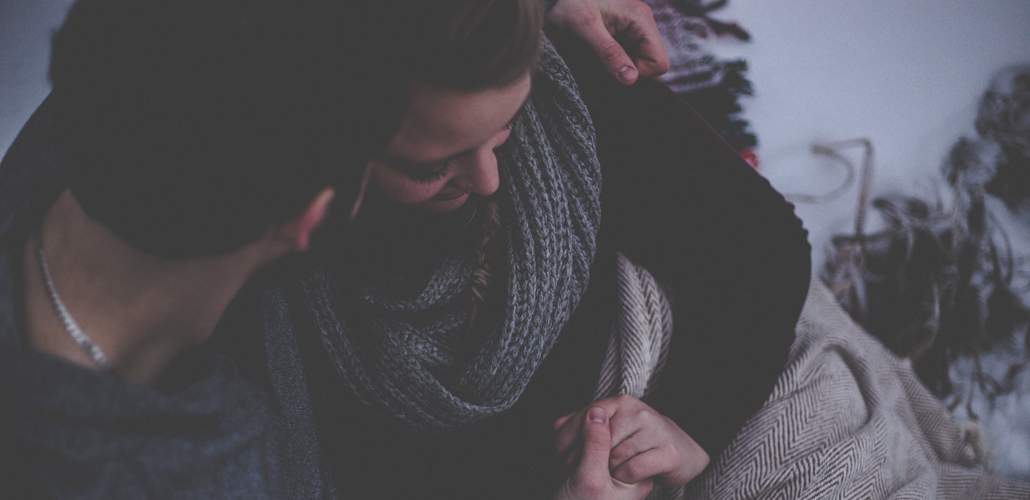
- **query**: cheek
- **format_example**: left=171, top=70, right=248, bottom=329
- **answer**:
left=369, top=161, right=449, bottom=205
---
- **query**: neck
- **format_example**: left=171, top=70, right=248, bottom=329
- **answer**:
left=23, top=191, right=266, bottom=385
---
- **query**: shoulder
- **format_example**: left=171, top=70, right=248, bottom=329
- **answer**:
left=555, top=31, right=810, bottom=317
left=553, top=32, right=810, bottom=281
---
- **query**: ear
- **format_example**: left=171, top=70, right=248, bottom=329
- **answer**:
left=275, top=187, right=335, bottom=253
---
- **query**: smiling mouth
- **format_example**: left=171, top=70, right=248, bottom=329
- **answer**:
left=433, top=191, right=469, bottom=202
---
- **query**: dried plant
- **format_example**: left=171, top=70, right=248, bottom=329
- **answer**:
left=817, top=136, right=1029, bottom=406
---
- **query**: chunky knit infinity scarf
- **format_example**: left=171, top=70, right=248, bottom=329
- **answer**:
left=301, top=40, right=602, bottom=430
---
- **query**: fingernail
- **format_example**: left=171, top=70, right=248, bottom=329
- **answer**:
left=588, top=407, right=607, bottom=424
left=617, top=65, right=637, bottom=83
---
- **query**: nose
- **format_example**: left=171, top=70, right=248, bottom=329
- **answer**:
left=455, top=147, right=501, bottom=197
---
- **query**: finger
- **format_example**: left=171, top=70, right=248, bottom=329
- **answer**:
left=660, top=429, right=711, bottom=487
left=607, top=396, right=654, bottom=446
left=629, top=30, right=670, bottom=78
left=553, top=411, right=576, bottom=431
left=613, top=477, right=655, bottom=499
left=554, top=409, right=585, bottom=455
left=609, top=430, right=656, bottom=471
left=563, top=445, right=580, bottom=469
left=611, top=446, right=677, bottom=484
left=575, top=407, right=614, bottom=479
left=558, top=396, right=638, bottom=456
left=620, top=3, right=670, bottom=77
left=609, top=406, right=655, bottom=448
left=572, top=13, right=639, bottom=84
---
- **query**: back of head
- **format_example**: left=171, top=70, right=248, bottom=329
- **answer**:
left=48, top=0, right=401, bottom=258
left=370, top=0, right=544, bottom=92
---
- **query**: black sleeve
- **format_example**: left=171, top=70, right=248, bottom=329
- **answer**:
left=552, top=32, right=812, bottom=458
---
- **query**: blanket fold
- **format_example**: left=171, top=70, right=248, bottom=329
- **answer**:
left=677, top=279, right=1030, bottom=499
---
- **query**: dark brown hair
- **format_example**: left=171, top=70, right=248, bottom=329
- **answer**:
left=372, top=0, right=545, bottom=91
left=350, top=1, right=545, bottom=324
left=408, top=1, right=543, bottom=322
left=49, top=0, right=393, bottom=258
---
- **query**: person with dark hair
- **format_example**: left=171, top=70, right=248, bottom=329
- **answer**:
left=0, top=0, right=382, bottom=497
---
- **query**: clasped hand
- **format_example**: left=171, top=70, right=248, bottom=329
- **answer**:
left=553, top=395, right=709, bottom=500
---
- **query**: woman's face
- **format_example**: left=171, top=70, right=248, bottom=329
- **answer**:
left=369, top=73, right=532, bottom=213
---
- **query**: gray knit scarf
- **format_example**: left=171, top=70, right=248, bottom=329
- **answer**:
left=301, top=40, right=603, bottom=430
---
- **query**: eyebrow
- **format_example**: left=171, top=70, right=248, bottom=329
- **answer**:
left=385, top=98, right=528, bottom=172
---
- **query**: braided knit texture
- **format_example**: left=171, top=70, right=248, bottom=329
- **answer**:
left=301, top=39, right=602, bottom=430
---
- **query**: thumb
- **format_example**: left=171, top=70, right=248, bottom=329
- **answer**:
left=575, top=17, right=638, bottom=85
left=576, top=406, right=613, bottom=478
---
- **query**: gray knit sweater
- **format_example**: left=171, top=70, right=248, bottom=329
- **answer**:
left=0, top=246, right=332, bottom=499
left=0, top=214, right=329, bottom=498
left=0, top=98, right=333, bottom=496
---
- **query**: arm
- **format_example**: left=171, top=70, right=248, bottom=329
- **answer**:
left=555, top=31, right=812, bottom=458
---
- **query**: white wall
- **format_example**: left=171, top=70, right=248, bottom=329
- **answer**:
left=708, top=1, right=1030, bottom=479
left=709, top=0, right=1030, bottom=268
left=0, top=0, right=75, bottom=155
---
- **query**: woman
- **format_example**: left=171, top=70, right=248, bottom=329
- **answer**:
left=272, top=1, right=811, bottom=498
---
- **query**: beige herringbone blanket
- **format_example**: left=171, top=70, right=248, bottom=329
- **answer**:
left=603, top=269, right=1030, bottom=500
left=669, top=279, right=1030, bottom=499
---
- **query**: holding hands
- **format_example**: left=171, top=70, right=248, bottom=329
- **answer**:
left=553, top=406, right=656, bottom=500
left=554, top=396, right=709, bottom=499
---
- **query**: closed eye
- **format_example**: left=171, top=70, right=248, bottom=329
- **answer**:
left=378, top=152, right=450, bottom=183
left=406, top=162, right=450, bottom=183
left=385, top=109, right=522, bottom=184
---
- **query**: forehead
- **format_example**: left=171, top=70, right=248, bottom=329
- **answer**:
left=388, top=74, right=532, bottom=162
